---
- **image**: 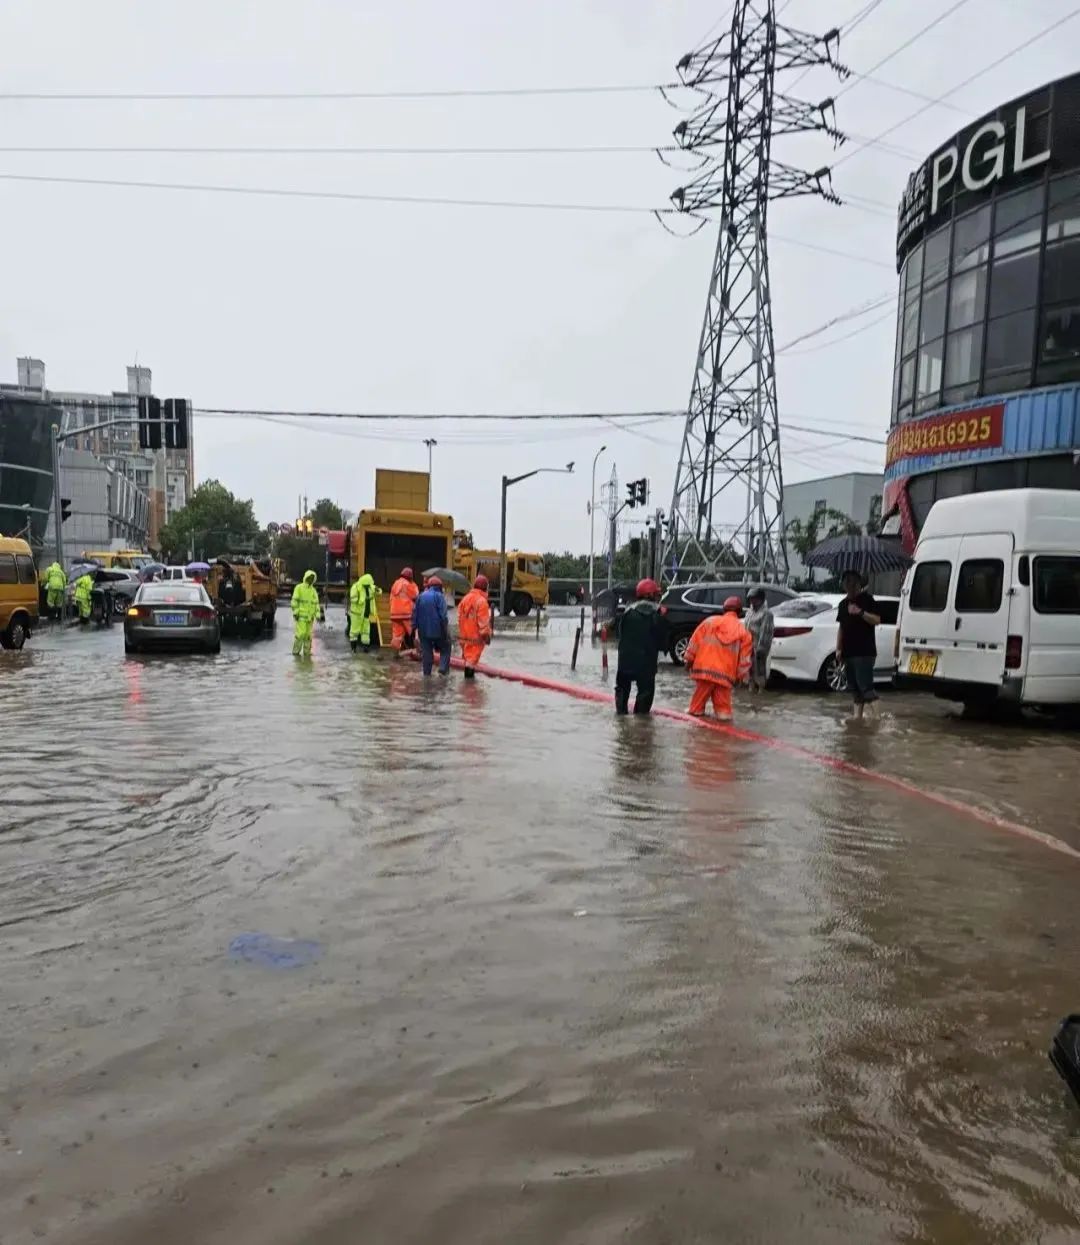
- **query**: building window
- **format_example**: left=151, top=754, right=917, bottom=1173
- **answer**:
left=907, top=474, right=936, bottom=530
left=1042, top=237, right=1080, bottom=306
left=923, top=225, right=951, bottom=288
left=944, top=323, right=983, bottom=389
left=920, top=282, right=947, bottom=343
left=953, top=204, right=991, bottom=272
left=898, top=355, right=915, bottom=406
left=988, top=248, right=1039, bottom=318
left=916, top=338, right=944, bottom=410
left=948, top=265, right=987, bottom=330
left=813, top=498, right=826, bottom=515
left=1041, top=304, right=1080, bottom=363
left=935, top=466, right=975, bottom=500
left=975, top=459, right=1026, bottom=491
left=1047, top=174, right=1080, bottom=244
left=984, top=308, right=1035, bottom=379
left=904, top=241, right=924, bottom=295
left=993, top=184, right=1045, bottom=258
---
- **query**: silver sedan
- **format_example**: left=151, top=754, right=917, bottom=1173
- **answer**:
left=124, top=582, right=221, bottom=654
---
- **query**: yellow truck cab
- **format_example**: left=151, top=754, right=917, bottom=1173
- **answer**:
left=0, top=535, right=39, bottom=649
left=453, top=530, right=548, bottom=616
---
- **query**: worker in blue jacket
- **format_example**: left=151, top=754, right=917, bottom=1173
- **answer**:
left=412, top=576, right=451, bottom=676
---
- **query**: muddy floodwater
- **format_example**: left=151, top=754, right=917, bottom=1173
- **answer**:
left=3, top=609, right=1080, bottom=1244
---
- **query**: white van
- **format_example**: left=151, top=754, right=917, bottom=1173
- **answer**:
left=159, top=566, right=195, bottom=582
left=896, top=488, right=1080, bottom=710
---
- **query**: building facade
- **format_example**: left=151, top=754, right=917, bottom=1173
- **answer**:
left=784, top=471, right=883, bottom=582
left=41, top=449, right=150, bottom=556
left=1, top=358, right=193, bottom=550
left=0, top=395, right=54, bottom=545
left=885, top=70, right=1080, bottom=549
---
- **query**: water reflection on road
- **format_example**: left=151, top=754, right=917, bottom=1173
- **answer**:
left=2, top=612, right=1079, bottom=1244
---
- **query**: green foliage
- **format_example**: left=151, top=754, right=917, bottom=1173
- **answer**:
left=274, top=532, right=323, bottom=582
left=157, top=479, right=266, bottom=562
left=308, top=498, right=344, bottom=530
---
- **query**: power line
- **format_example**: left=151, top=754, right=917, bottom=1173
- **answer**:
left=0, top=143, right=680, bottom=157
left=775, top=291, right=894, bottom=353
left=0, top=82, right=670, bottom=102
left=842, top=0, right=891, bottom=37
left=834, top=6, right=1080, bottom=169
left=782, top=309, right=895, bottom=355
left=0, top=170, right=668, bottom=215
left=835, top=0, right=972, bottom=99
left=195, top=405, right=686, bottom=421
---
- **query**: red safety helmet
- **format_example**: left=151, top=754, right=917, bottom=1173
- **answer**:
left=427, top=576, right=443, bottom=588
left=401, top=567, right=414, bottom=580
left=636, top=577, right=661, bottom=599
left=722, top=595, right=744, bottom=614
left=474, top=574, right=489, bottom=591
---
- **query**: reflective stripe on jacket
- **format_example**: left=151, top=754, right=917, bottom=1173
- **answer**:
left=389, top=576, right=419, bottom=620
left=349, top=574, right=379, bottom=619
left=684, top=613, right=752, bottom=686
left=458, top=588, right=491, bottom=643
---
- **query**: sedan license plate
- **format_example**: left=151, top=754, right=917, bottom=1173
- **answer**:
left=908, top=650, right=938, bottom=676
left=155, top=612, right=188, bottom=626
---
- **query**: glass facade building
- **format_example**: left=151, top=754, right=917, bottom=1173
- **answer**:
left=884, top=71, right=1080, bottom=546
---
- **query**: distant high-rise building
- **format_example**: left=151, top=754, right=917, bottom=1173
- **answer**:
left=0, top=357, right=194, bottom=551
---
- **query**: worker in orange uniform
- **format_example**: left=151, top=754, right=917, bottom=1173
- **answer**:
left=684, top=595, right=753, bottom=722
left=389, top=566, right=419, bottom=654
left=458, top=573, right=493, bottom=678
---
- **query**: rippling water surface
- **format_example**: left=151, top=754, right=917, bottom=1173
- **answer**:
left=3, top=612, right=1080, bottom=1244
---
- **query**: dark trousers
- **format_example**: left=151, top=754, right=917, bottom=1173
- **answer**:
left=420, top=634, right=451, bottom=676
left=615, top=669, right=656, bottom=715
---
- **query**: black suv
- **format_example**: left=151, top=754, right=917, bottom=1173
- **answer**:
left=660, top=581, right=797, bottom=664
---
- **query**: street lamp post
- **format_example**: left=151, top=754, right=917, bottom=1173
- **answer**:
left=423, top=438, right=438, bottom=508
left=500, top=462, right=574, bottom=618
left=588, top=445, right=607, bottom=606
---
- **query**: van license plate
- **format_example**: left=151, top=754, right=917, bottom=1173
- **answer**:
left=909, top=651, right=938, bottom=676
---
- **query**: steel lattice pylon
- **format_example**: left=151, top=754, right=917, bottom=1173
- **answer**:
left=662, top=1, right=846, bottom=584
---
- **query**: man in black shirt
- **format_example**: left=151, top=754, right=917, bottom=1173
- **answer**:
left=835, top=570, right=881, bottom=719
left=615, top=578, right=669, bottom=715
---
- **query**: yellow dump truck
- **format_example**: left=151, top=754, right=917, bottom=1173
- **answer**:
left=205, top=557, right=278, bottom=634
left=453, top=530, right=548, bottom=616
left=348, top=470, right=453, bottom=645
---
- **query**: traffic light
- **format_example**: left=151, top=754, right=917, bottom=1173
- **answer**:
left=164, top=398, right=189, bottom=450
left=137, top=395, right=162, bottom=449
left=626, top=482, right=638, bottom=509
left=635, top=478, right=648, bottom=506
left=60, top=497, right=72, bottom=523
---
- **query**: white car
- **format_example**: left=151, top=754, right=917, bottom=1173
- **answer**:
left=159, top=566, right=197, bottom=582
left=768, top=594, right=900, bottom=692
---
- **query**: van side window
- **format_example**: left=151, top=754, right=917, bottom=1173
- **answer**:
left=909, top=561, right=951, bottom=611
left=955, top=559, right=1004, bottom=613
left=1034, top=556, right=1080, bottom=613
left=15, top=555, right=36, bottom=583
left=876, top=598, right=899, bottom=625
left=0, top=555, right=17, bottom=585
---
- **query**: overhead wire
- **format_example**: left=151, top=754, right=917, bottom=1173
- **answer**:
left=834, top=0, right=972, bottom=99
left=834, top=6, right=1080, bottom=169
left=0, top=82, right=671, bottom=102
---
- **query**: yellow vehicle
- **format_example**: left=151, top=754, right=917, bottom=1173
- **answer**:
left=349, top=470, right=453, bottom=645
left=0, top=535, right=39, bottom=649
left=205, top=557, right=278, bottom=634
left=453, top=530, right=548, bottom=616
left=80, top=549, right=154, bottom=571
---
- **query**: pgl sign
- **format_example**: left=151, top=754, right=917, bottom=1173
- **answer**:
left=896, top=104, right=1050, bottom=264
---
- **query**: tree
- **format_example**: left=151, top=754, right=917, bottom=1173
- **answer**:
left=158, top=479, right=266, bottom=562
left=785, top=506, right=861, bottom=590
left=308, top=498, right=344, bottom=530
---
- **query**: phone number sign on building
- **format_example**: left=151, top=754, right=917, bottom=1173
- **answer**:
left=885, top=403, right=1004, bottom=468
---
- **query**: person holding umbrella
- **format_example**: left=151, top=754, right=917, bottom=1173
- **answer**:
left=835, top=570, right=882, bottom=720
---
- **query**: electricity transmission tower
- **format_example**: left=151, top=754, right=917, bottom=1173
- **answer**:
left=661, top=1, right=847, bottom=583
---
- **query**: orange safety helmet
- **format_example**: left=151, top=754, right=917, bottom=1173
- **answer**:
left=636, top=577, right=660, bottom=599
left=722, top=595, right=744, bottom=615
left=401, top=567, right=414, bottom=580
left=427, top=576, right=443, bottom=589
left=474, top=574, right=489, bottom=591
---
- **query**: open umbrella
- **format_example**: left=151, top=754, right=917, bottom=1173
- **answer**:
left=186, top=561, right=212, bottom=574
left=422, top=566, right=470, bottom=593
left=805, top=534, right=912, bottom=577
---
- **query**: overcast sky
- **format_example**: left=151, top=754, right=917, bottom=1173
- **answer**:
left=1, top=0, right=1076, bottom=553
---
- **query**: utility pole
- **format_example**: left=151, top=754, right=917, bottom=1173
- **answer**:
left=662, top=1, right=846, bottom=584
left=50, top=424, right=64, bottom=572
left=424, top=438, right=437, bottom=508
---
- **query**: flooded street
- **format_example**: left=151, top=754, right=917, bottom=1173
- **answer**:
left=3, top=610, right=1080, bottom=1244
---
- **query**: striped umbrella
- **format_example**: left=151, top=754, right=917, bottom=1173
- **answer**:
left=804, top=534, right=912, bottom=576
